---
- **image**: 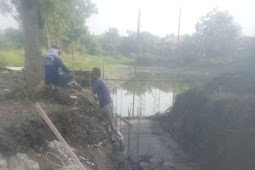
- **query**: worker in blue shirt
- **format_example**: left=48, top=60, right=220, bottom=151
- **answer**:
left=43, top=45, right=72, bottom=85
left=91, top=67, right=124, bottom=150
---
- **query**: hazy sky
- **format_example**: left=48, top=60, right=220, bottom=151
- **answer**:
left=86, top=0, right=255, bottom=36
left=1, top=0, right=254, bottom=36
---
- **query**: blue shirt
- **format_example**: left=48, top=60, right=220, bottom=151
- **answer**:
left=44, top=55, right=71, bottom=84
left=91, top=78, right=112, bottom=108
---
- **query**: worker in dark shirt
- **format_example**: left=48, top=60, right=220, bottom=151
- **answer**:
left=91, top=67, right=124, bottom=150
left=44, top=45, right=72, bottom=85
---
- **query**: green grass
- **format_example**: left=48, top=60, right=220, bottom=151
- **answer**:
left=0, top=49, right=133, bottom=76
left=0, top=50, right=24, bottom=66
left=61, top=53, right=133, bottom=77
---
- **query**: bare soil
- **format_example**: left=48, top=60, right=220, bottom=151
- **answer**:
left=119, top=118, right=199, bottom=170
left=0, top=68, right=117, bottom=169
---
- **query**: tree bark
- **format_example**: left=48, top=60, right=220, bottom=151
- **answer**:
left=20, top=0, right=44, bottom=96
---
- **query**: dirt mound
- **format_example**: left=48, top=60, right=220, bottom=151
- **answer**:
left=205, top=71, right=255, bottom=95
left=0, top=68, right=25, bottom=101
left=0, top=69, right=116, bottom=169
left=162, top=72, right=255, bottom=170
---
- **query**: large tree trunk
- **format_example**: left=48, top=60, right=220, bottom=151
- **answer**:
left=20, top=0, right=44, bottom=96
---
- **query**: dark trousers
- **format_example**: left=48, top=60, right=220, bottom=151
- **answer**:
left=56, top=73, right=72, bottom=85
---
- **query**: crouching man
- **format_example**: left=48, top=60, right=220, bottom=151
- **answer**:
left=43, top=45, right=72, bottom=85
left=90, top=67, right=124, bottom=151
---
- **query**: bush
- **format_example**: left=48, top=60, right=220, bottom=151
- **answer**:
left=136, top=54, right=155, bottom=66
left=76, top=45, right=87, bottom=54
left=165, top=72, right=255, bottom=170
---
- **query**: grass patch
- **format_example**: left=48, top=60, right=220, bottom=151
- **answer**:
left=61, top=53, right=133, bottom=77
left=0, top=50, right=24, bottom=66
left=0, top=49, right=133, bottom=77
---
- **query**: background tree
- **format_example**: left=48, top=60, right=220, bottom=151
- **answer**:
left=119, top=31, right=136, bottom=56
left=78, top=33, right=101, bottom=55
left=195, top=9, right=241, bottom=58
left=98, top=28, right=120, bottom=55
left=38, top=0, right=97, bottom=51
left=178, top=35, right=199, bottom=64
left=0, top=0, right=97, bottom=52
left=3, top=28, right=24, bottom=49
left=0, top=29, right=23, bottom=50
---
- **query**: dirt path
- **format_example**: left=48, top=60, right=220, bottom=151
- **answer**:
left=119, top=118, right=199, bottom=170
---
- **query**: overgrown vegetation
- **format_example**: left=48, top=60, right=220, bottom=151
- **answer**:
left=163, top=71, right=255, bottom=170
left=0, top=49, right=24, bottom=66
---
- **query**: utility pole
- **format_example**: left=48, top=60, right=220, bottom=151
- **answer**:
left=132, top=8, right=141, bottom=117
left=173, top=8, right=182, bottom=104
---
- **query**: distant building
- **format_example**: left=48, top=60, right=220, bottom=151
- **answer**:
left=164, top=36, right=184, bottom=49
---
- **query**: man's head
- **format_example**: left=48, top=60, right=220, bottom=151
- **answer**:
left=91, top=67, right=101, bottom=80
left=51, top=45, right=61, bottom=54
left=48, top=45, right=61, bottom=57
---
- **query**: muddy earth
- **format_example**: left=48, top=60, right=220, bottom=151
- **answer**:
left=0, top=68, right=118, bottom=169
left=118, top=118, right=199, bottom=170
left=0, top=67, right=203, bottom=170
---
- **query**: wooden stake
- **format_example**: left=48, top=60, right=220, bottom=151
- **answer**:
left=72, top=45, right=75, bottom=74
left=132, top=8, right=141, bottom=117
left=117, top=115, right=133, bottom=127
left=127, top=107, right=131, bottom=170
left=34, top=103, right=87, bottom=170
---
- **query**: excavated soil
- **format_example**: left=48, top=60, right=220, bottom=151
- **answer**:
left=0, top=68, right=117, bottom=169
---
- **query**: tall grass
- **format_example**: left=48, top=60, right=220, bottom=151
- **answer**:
left=0, top=50, right=24, bottom=66
left=61, top=53, right=133, bottom=77
left=0, top=49, right=133, bottom=76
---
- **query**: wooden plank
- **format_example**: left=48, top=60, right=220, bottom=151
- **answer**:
left=34, top=103, right=87, bottom=170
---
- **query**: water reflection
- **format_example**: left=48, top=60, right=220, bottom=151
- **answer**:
left=109, top=71, right=209, bottom=116
left=111, top=87, right=173, bottom=117
left=111, top=72, right=175, bottom=116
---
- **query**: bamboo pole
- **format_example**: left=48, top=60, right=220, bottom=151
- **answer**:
left=127, top=107, right=131, bottom=170
left=117, top=115, right=133, bottom=127
left=103, top=62, right=105, bottom=79
left=132, top=8, right=141, bottom=118
left=120, top=88, right=123, bottom=131
left=34, top=103, right=87, bottom=170
left=72, top=45, right=75, bottom=74
left=172, top=8, right=182, bottom=104
left=136, top=107, right=141, bottom=161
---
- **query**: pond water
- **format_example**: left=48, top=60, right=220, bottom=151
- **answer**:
left=111, top=87, right=173, bottom=116
left=110, top=72, right=176, bottom=116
